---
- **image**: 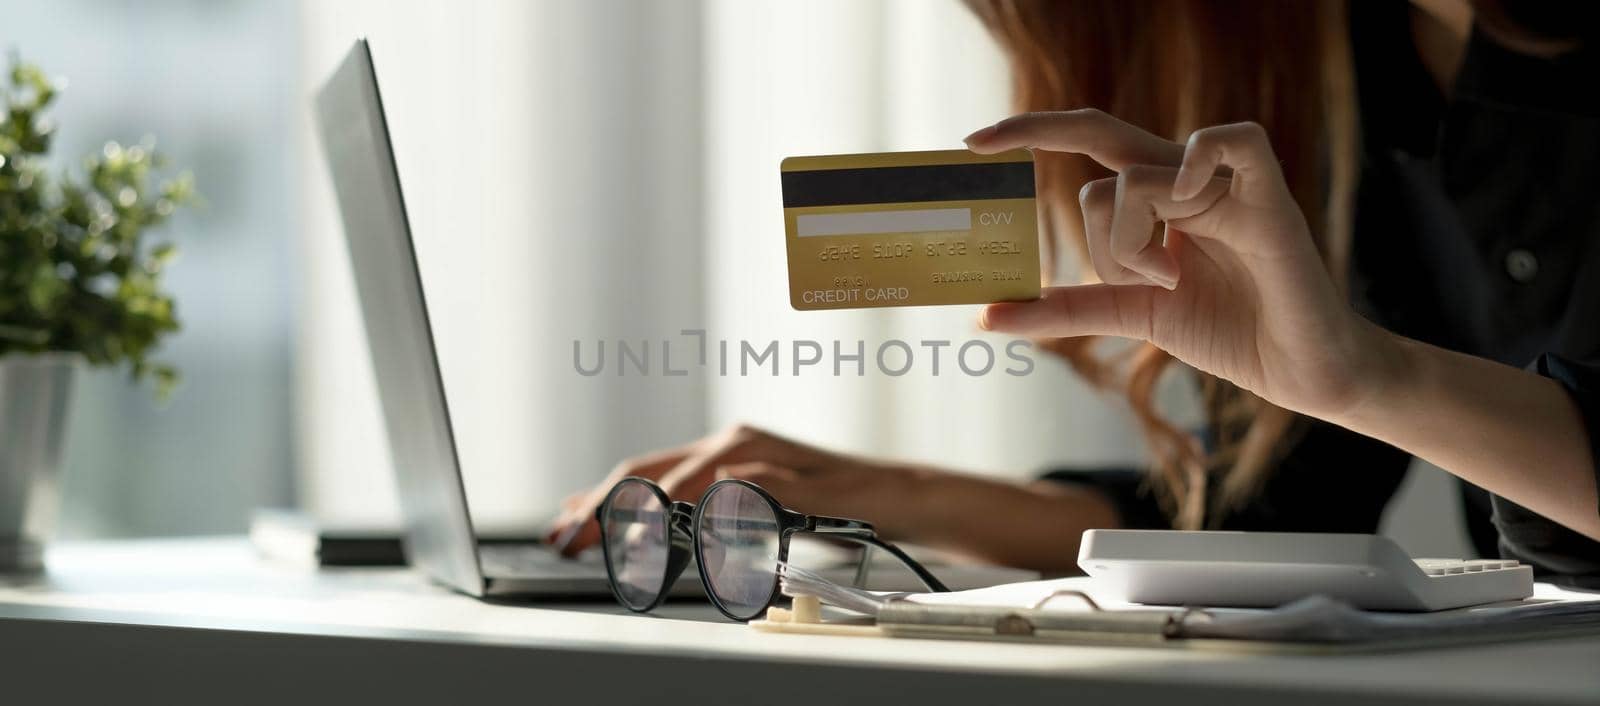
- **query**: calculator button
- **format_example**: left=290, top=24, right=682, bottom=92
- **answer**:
left=1414, top=558, right=1470, bottom=575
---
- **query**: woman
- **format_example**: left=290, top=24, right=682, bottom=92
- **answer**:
left=550, top=0, right=1600, bottom=578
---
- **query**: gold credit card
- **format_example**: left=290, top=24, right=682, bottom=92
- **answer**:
left=781, top=149, right=1041, bottom=310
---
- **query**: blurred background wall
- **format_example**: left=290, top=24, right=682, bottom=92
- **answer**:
left=0, top=0, right=1470, bottom=558
left=294, top=0, right=709, bottom=532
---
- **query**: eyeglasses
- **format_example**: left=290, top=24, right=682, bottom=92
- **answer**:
left=595, top=477, right=948, bottom=621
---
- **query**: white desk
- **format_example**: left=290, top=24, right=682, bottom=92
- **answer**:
left=1, top=538, right=1597, bottom=705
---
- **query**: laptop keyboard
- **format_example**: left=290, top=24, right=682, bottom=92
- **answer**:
left=478, top=543, right=608, bottom=580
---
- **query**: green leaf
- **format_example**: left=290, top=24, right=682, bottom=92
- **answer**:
left=147, top=242, right=178, bottom=272
left=25, top=262, right=65, bottom=311
left=153, top=364, right=179, bottom=396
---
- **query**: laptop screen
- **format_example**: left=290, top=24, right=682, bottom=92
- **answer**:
left=313, top=39, right=484, bottom=596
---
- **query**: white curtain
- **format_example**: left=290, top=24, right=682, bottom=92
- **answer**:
left=294, top=0, right=1146, bottom=531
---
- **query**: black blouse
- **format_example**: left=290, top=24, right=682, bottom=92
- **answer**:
left=1046, top=3, right=1600, bottom=582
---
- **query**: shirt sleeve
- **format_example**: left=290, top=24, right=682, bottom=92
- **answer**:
left=1491, top=353, right=1600, bottom=585
left=1036, top=467, right=1170, bottom=530
left=1040, top=419, right=1412, bottom=533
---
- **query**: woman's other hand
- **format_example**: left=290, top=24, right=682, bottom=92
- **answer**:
left=965, top=110, right=1398, bottom=420
left=549, top=421, right=1123, bottom=571
left=545, top=425, right=900, bottom=557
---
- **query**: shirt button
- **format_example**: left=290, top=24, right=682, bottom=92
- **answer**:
left=1505, top=249, right=1539, bottom=283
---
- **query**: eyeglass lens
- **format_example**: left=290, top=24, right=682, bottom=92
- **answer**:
left=696, top=482, right=783, bottom=620
left=601, top=481, right=671, bottom=610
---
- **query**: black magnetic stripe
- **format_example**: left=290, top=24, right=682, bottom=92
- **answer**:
left=781, top=161, right=1035, bottom=208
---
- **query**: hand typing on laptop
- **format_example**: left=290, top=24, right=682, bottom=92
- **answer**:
left=546, top=424, right=1120, bottom=573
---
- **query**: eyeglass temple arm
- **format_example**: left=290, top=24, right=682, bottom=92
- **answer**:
left=805, top=517, right=949, bottom=593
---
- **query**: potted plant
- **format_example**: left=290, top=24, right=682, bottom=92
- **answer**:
left=0, top=56, right=194, bottom=572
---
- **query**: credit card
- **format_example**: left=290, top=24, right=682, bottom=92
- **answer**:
left=781, top=149, right=1041, bottom=311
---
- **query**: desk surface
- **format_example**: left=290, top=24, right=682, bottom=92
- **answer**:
left=2, top=538, right=1598, bottom=706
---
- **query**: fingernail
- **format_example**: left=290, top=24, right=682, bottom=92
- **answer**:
left=963, top=124, right=997, bottom=147
left=977, top=307, right=993, bottom=330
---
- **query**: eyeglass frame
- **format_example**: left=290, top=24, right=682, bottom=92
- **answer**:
left=595, top=476, right=949, bottom=621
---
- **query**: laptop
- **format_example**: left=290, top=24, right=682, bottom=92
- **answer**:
left=313, top=39, right=623, bottom=597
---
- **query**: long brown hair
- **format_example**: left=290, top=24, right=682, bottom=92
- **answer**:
left=965, top=0, right=1361, bottom=529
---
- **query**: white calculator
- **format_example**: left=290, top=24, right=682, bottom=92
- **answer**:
left=1078, top=530, right=1534, bottom=612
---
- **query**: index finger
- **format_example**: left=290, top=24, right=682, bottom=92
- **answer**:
left=549, top=445, right=694, bottom=553
left=554, top=441, right=732, bottom=557
left=964, top=109, right=1184, bottom=171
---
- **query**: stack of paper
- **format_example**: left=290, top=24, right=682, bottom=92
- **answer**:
left=775, top=564, right=1600, bottom=648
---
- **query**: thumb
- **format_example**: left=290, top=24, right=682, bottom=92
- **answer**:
left=979, top=284, right=1158, bottom=340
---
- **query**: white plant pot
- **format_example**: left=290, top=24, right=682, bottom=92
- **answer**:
left=0, top=353, right=77, bottom=573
